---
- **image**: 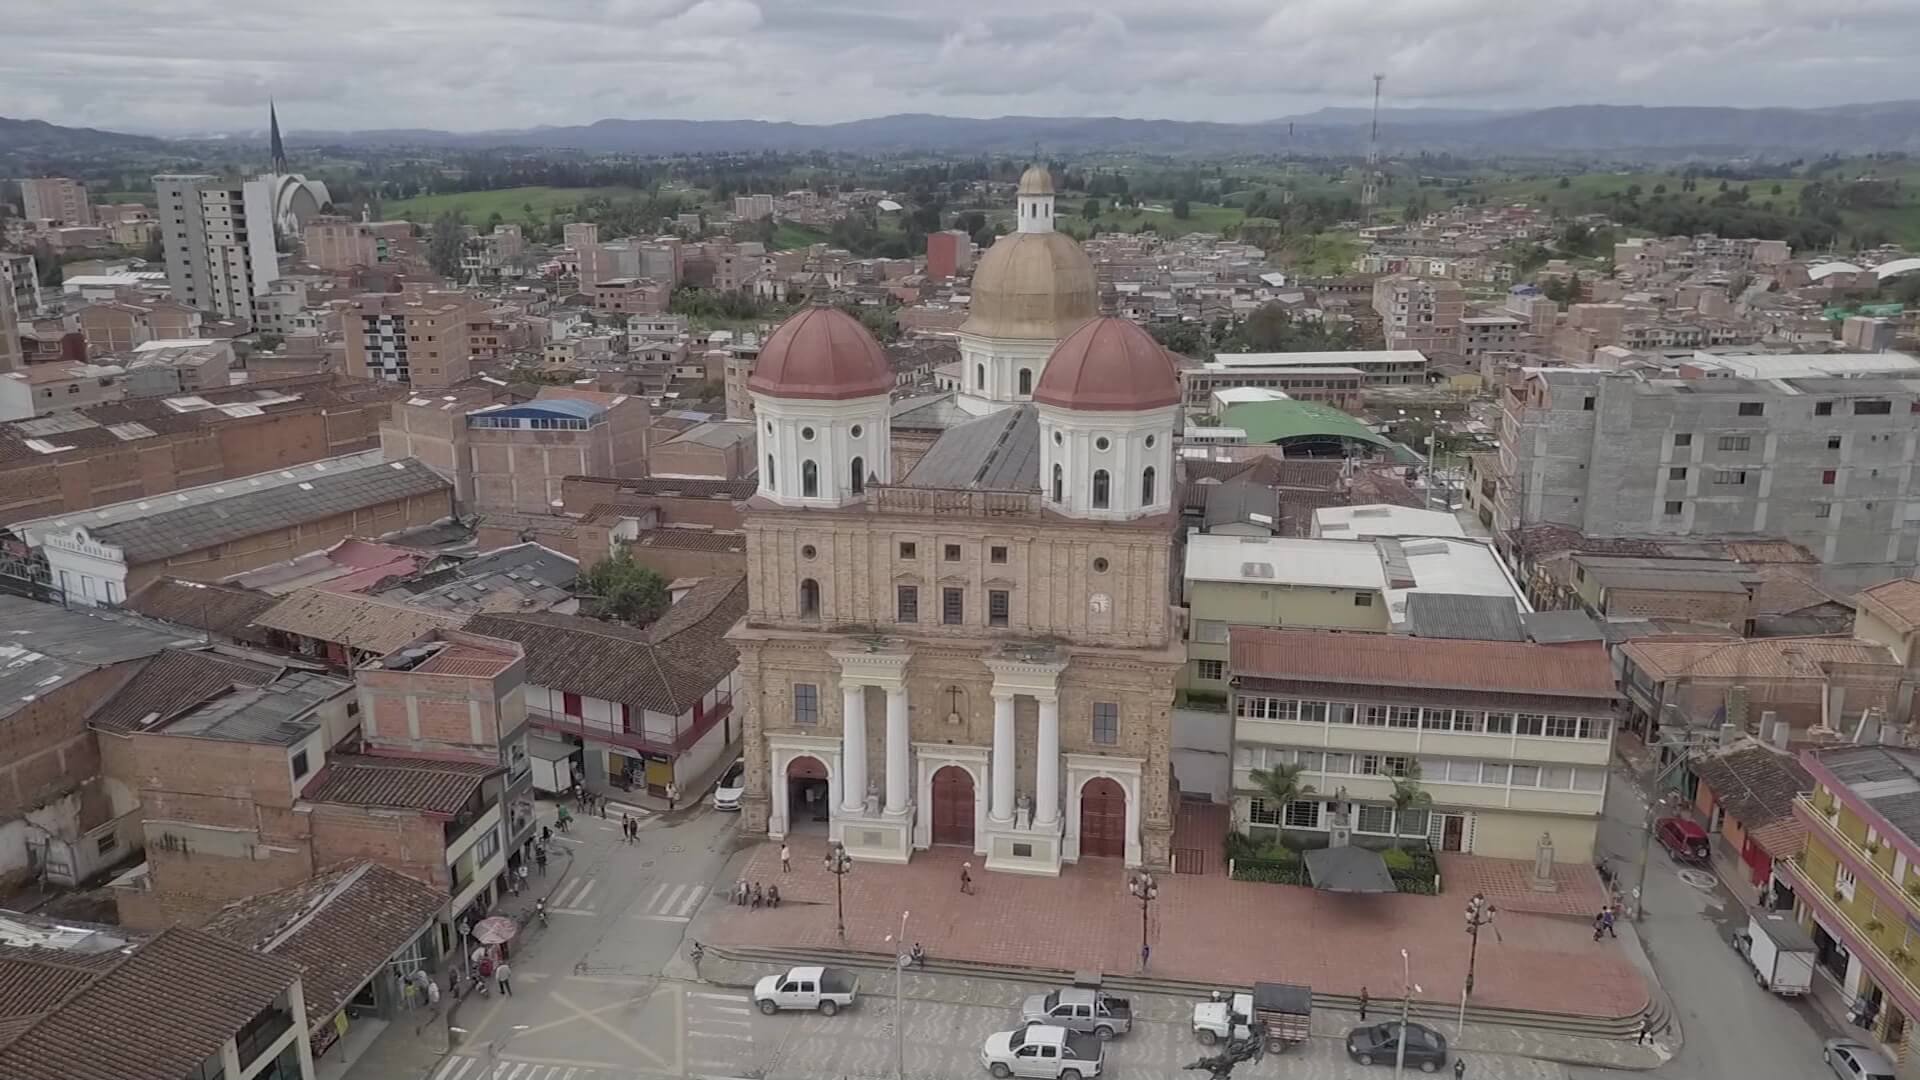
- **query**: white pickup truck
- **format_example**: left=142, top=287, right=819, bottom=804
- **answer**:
left=980, top=1023, right=1105, bottom=1080
left=753, top=965, right=859, bottom=1015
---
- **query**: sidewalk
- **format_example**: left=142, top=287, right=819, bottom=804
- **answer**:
left=705, top=835, right=1651, bottom=1021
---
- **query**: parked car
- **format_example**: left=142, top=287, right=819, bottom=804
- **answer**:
left=1655, top=817, right=1710, bottom=864
left=752, top=965, right=858, bottom=1015
left=1346, top=1021, right=1448, bottom=1072
left=1021, top=987, right=1132, bottom=1039
left=1824, top=1039, right=1897, bottom=1080
left=1191, top=982, right=1312, bottom=1053
left=712, top=758, right=746, bottom=811
left=980, top=1023, right=1105, bottom=1080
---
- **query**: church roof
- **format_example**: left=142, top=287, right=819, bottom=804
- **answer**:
left=903, top=405, right=1041, bottom=492
left=1018, top=165, right=1056, bottom=196
left=746, top=306, right=893, bottom=401
left=958, top=235, right=1096, bottom=341
left=1033, top=317, right=1182, bottom=412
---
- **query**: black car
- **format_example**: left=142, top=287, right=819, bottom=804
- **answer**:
left=1346, top=1021, right=1448, bottom=1072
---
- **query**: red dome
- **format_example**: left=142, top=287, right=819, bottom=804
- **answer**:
left=747, top=306, right=894, bottom=401
left=1032, top=317, right=1181, bottom=411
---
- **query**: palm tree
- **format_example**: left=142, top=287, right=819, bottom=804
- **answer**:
left=1249, top=762, right=1315, bottom=828
left=1388, top=764, right=1433, bottom=851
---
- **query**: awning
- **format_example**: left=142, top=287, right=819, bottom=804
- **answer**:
left=1304, top=845, right=1398, bottom=894
left=527, top=734, right=576, bottom=762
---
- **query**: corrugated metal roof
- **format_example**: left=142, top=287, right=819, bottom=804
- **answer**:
left=902, top=404, right=1041, bottom=492
left=1401, top=592, right=1526, bottom=641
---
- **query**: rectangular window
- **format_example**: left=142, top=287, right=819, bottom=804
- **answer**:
left=1452, top=710, right=1483, bottom=733
left=793, top=684, right=819, bottom=726
left=1284, top=801, right=1319, bottom=829
left=1195, top=659, right=1225, bottom=681
left=291, top=750, right=310, bottom=780
left=1296, top=751, right=1323, bottom=771
left=990, top=545, right=1008, bottom=564
left=1668, top=466, right=1687, bottom=480
left=1421, top=708, right=1455, bottom=730
left=1541, top=765, right=1575, bottom=790
left=943, top=543, right=962, bottom=561
left=1737, top=402, right=1764, bottom=417
left=1383, top=755, right=1413, bottom=777
left=988, top=589, right=1010, bottom=627
left=1673, top=433, right=1692, bottom=447
left=1361, top=705, right=1390, bottom=727
left=1711, top=469, right=1746, bottom=485
left=1664, top=500, right=1684, bottom=516
left=1248, top=798, right=1283, bottom=826
left=1815, top=503, right=1833, bottom=519
left=1516, top=713, right=1546, bottom=737
left=942, top=588, right=964, bottom=625
left=1544, top=715, right=1581, bottom=739
left=1510, top=764, right=1541, bottom=787
left=1480, top=762, right=1510, bottom=785
left=1815, top=400, right=1834, bottom=416
left=1822, top=469, right=1837, bottom=485
left=1357, top=805, right=1394, bottom=833
left=1717, top=435, right=1751, bottom=451
left=1324, top=752, right=1354, bottom=775
left=1581, top=396, right=1595, bottom=411
left=1353, top=592, right=1374, bottom=607
left=1388, top=706, right=1421, bottom=729
left=1191, top=619, right=1229, bottom=643
left=1328, top=702, right=1355, bottom=724
left=1572, top=767, right=1607, bottom=792
left=897, top=585, right=918, bottom=623
left=1835, top=864, right=1857, bottom=902
left=1359, top=754, right=1384, bottom=776
left=1855, top=400, right=1892, bottom=415
left=1577, top=717, right=1612, bottom=740
left=1092, top=702, right=1120, bottom=745
left=1299, top=701, right=1329, bottom=723
left=898, top=541, right=916, bottom=559
left=1828, top=436, right=1843, bottom=449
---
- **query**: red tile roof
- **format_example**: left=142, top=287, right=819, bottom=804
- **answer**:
left=1857, top=577, right=1920, bottom=632
left=1229, top=627, right=1618, bottom=698
left=302, top=754, right=500, bottom=815
left=86, top=648, right=282, bottom=734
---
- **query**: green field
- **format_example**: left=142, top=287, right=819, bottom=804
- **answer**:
left=381, top=185, right=640, bottom=223
left=1064, top=201, right=1245, bottom=238
left=769, top=222, right=831, bottom=250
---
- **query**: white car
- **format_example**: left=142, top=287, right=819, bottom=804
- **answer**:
left=712, top=758, right=746, bottom=810
left=980, top=1024, right=1104, bottom=1080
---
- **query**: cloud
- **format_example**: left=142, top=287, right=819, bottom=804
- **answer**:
left=4, top=0, right=1915, bottom=134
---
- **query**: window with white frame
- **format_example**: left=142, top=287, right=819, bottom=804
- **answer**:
left=1485, top=712, right=1515, bottom=734
left=1192, top=620, right=1230, bottom=643
left=1836, top=864, right=1857, bottom=902
left=1540, top=765, right=1575, bottom=790
left=1398, top=808, right=1430, bottom=836
left=1388, top=706, right=1420, bottom=729
left=1421, top=708, right=1454, bottom=730
left=1195, top=659, right=1225, bottom=681
left=1516, top=713, right=1546, bottom=736
left=1480, top=762, right=1510, bottom=785
left=1325, top=752, right=1354, bottom=775
left=1248, top=798, right=1284, bottom=826
left=1356, top=805, right=1394, bottom=833
left=1296, top=751, right=1323, bottom=771
left=1361, top=705, right=1389, bottom=726
left=1299, top=701, right=1329, bottom=723
left=1578, top=717, right=1611, bottom=740
left=1510, top=764, right=1540, bottom=787
left=1544, top=716, right=1581, bottom=739
left=1284, top=801, right=1320, bottom=829
left=1328, top=702, right=1355, bottom=724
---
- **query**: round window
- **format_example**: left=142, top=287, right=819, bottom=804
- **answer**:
left=1093, top=557, right=1110, bottom=573
left=800, top=426, right=816, bottom=441
left=851, top=424, right=864, bottom=439
left=1053, top=431, right=1064, bottom=446
left=1145, top=434, right=1156, bottom=449
left=1095, top=437, right=1111, bottom=452
left=801, top=544, right=817, bottom=560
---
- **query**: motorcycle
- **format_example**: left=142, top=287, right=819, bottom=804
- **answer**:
left=535, top=898, right=549, bottom=928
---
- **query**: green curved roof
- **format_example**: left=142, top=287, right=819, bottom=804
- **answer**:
left=1220, top=399, right=1391, bottom=449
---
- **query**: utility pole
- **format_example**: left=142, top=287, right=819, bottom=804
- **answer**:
left=1631, top=739, right=1697, bottom=920
left=887, top=911, right=911, bottom=1080
left=1363, top=73, right=1385, bottom=225
left=1393, top=947, right=1421, bottom=1080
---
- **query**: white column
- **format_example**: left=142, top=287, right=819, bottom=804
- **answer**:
left=1036, top=694, right=1060, bottom=826
left=990, top=692, right=1016, bottom=823
left=885, top=685, right=910, bottom=815
left=842, top=684, right=867, bottom=814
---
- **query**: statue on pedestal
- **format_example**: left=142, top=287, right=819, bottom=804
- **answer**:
left=1015, top=792, right=1032, bottom=831
left=1530, top=830, right=1559, bottom=892
left=864, top=781, right=882, bottom=818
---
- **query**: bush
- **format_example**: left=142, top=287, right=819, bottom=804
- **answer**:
left=1380, top=847, right=1415, bottom=872
left=1231, top=857, right=1308, bottom=886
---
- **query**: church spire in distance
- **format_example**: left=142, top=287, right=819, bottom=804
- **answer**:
left=269, top=100, right=288, bottom=174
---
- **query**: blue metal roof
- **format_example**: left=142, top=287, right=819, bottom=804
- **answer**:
left=485, top=399, right=605, bottom=420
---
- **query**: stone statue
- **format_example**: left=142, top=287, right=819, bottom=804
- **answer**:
left=1015, top=792, right=1032, bottom=831
left=1531, top=830, right=1559, bottom=892
left=1185, top=1026, right=1265, bottom=1080
left=864, top=780, right=882, bottom=817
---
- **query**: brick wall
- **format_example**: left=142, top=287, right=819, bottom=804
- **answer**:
left=1605, top=586, right=1751, bottom=627
left=0, top=664, right=130, bottom=820
left=309, top=804, right=450, bottom=890
left=125, top=489, right=452, bottom=591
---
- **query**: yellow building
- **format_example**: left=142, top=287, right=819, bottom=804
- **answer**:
left=1785, top=745, right=1920, bottom=1070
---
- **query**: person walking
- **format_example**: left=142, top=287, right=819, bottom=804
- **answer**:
left=535, top=844, right=548, bottom=876
left=960, top=862, right=974, bottom=895
left=667, top=782, right=680, bottom=812
left=1637, top=1016, right=1654, bottom=1045
left=781, top=843, right=792, bottom=872
left=1358, top=986, right=1369, bottom=1021
left=1593, top=911, right=1607, bottom=942
left=496, top=959, right=513, bottom=997
left=621, top=813, right=632, bottom=843
left=516, top=862, right=530, bottom=894
left=910, top=942, right=925, bottom=970
left=1453, top=1058, right=1466, bottom=1079
left=1602, top=904, right=1617, bottom=939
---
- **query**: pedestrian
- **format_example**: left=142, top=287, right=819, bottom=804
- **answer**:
left=1358, top=986, right=1369, bottom=1021
left=496, top=959, right=513, bottom=997
left=735, top=879, right=749, bottom=905
left=1602, top=904, right=1617, bottom=939
left=751, top=882, right=764, bottom=909
left=667, top=782, right=680, bottom=811
left=960, top=862, right=974, bottom=895
left=1453, top=1058, right=1465, bottom=1079
left=517, top=862, right=530, bottom=893
left=630, top=816, right=640, bottom=841
left=1637, top=1016, right=1653, bottom=1045
left=1593, top=911, right=1607, bottom=942
left=621, top=813, right=632, bottom=843
left=768, top=884, right=781, bottom=908
left=781, top=843, right=791, bottom=872
left=535, top=846, right=548, bottom=876
left=911, top=942, right=925, bottom=970
left=426, top=976, right=441, bottom=1006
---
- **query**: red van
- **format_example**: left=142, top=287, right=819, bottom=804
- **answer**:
left=1655, top=817, right=1711, bottom=864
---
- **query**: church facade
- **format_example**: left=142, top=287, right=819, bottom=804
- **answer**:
left=728, top=168, right=1186, bottom=874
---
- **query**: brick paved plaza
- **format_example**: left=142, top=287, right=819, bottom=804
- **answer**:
left=708, top=835, right=1648, bottom=1020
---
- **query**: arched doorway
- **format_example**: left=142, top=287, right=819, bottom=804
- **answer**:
left=930, top=766, right=975, bottom=846
left=786, top=755, right=830, bottom=834
left=1080, top=777, right=1127, bottom=858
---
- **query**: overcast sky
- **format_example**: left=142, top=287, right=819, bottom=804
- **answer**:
left=8, top=0, right=1917, bottom=134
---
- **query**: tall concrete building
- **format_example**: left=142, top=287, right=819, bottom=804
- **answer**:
left=1373, top=274, right=1464, bottom=356
left=0, top=258, right=20, bottom=374
left=1496, top=356, right=1920, bottom=587
left=19, top=177, right=92, bottom=225
left=155, top=166, right=329, bottom=319
left=342, top=292, right=473, bottom=387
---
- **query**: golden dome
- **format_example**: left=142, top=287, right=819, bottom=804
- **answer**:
left=959, top=231, right=1097, bottom=340
left=1017, top=164, right=1056, bottom=196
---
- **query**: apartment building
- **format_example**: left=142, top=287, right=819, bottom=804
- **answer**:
left=1228, top=626, right=1618, bottom=860
left=1372, top=275, right=1464, bottom=356
left=0, top=360, right=128, bottom=420
left=155, top=174, right=274, bottom=318
left=0, top=261, right=20, bottom=374
left=1460, top=312, right=1528, bottom=375
left=1782, top=745, right=1920, bottom=1068
left=380, top=387, right=649, bottom=513
left=926, top=230, right=974, bottom=280
left=343, top=292, right=473, bottom=386
left=590, top=276, right=669, bottom=315
left=20, top=176, right=92, bottom=225
left=302, top=216, right=379, bottom=270
left=733, top=194, right=774, bottom=221
left=1494, top=360, right=1920, bottom=587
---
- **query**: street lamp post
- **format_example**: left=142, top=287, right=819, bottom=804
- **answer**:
left=1393, top=948, right=1422, bottom=1080
left=886, top=910, right=911, bottom=1080
left=823, top=841, right=853, bottom=940
left=1458, top=892, right=1497, bottom=1037
left=1128, top=871, right=1158, bottom=971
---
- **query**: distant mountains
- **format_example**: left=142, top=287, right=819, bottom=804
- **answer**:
left=8, top=102, right=1920, bottom=161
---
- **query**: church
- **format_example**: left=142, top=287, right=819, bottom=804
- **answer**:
left=727, top=166, right=1186, bottom=874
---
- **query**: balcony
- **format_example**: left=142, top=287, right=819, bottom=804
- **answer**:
left=1777, top=856, right=1920, bottom=1020
left=528, top=693, right=732, bottom=757
left=865, top=485, right=1041, bottom=519
left=1793, top=795, right=1915, bottom=916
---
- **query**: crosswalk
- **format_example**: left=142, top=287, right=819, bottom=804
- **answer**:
left=430, top=1056, right=642, bottom=1080
left=632, top=882, right=708, bottom=923
left=682, top=989, right=755, bottom=1073
left=545, top=875, right=602, bottom=916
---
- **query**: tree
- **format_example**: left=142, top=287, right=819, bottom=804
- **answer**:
left=1249, top=762, right=1314, bottom=825
left=1171, top=198, right=1191, bottom=220
left=1083, top=197, right=1102, bottom=219
left=1388, top=764, right=1433, bottom=850
left=1555, top=176, right=1571, bottom=189
left=427, top=211, right=467, bottom=278
left=577, top=549, right=669, bottom=625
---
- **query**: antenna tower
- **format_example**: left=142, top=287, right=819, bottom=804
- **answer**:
left=1362, top=73, right=1384, bottom=223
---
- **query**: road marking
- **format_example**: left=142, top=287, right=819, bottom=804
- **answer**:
left=674, top=885, right=707, bottom=917
left=573, top=879, right=598, bottom=905
left=505, top=1064, right=528, bottom=1080
left=690, top=1028, right=753, bottom=1041
left=552, top=879, right=583, bottom=907
left=645, top=882, right=669, bottom=909
left=688, top=992, right=749, bottom=1003
left=634, top=914, right=690, bottom=923
left=549, top=907, right=595, bottom=917
left=561, top=1069, right=577, bottom=1080
left=548, top=991, right=674, bottom=1070
left=433, top=1058, right=477, bottom=1080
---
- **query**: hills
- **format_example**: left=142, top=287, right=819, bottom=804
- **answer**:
left=8, top=102, right=1920, bottom=161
